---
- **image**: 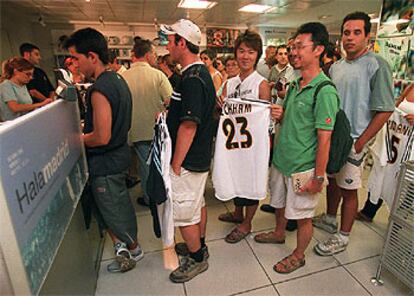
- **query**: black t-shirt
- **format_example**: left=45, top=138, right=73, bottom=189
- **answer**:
left=169, top=72, right=181, bottom=90
left=27, top=67, right=54, bottom=103
left=84, top=71, right=132, bottom=176
left=167, top=62, right=216, bottom=172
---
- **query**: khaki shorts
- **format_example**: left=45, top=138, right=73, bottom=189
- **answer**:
left=269, top=166, right=319, bottom=220
left=329, top=144, right=368, bottom=190
left=170, top=167, right=208, bottom=227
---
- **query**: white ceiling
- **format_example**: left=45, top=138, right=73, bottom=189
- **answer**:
left=1, top=0, right=382, bottom=31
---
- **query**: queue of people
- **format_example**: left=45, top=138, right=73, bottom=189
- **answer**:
left=0, top=10, right=410, bottom=287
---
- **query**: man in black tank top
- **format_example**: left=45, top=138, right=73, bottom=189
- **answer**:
left=66, top=28, right=142, bottom=273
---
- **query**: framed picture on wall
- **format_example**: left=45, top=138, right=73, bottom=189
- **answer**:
left=207, top=28, right=240, bottom=52
left=377, top=0, right=413, bottom=38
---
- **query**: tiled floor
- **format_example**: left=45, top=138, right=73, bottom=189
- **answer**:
left=95, top=176, right=413, bottom=296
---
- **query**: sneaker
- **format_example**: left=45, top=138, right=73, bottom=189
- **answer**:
left=314, top=234, right=348, bottom=256
left=312, top=214, right=338, bottom=234
left=107, top=242, right=140, bottom=273
left=169, top=256, right=208, bottom=283
left=174, top=242, right=209, bottom=260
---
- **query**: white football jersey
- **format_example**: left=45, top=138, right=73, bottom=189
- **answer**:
left=368, top=108, right=414, bottom=207
left=148, top=112, right=174, bottom=246
left=213, top=72, right=270, bottom=201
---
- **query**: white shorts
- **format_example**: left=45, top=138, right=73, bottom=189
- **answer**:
left=329, top=144, right=368, bottom=190
left=170, top=167, right=208, bottom=227
left=269, top=166, right=319, bottom=220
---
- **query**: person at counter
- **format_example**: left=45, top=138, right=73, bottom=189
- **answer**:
left=65, top=27, right=142, bottom=273
left=63, top=57, right=85, bottom=83
left=19, top=43, right=55, bottom=103
left=0, top=57, right=52, bottom=122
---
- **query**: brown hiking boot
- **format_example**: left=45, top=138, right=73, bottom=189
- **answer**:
left=169, top=257, right=208, bottom=283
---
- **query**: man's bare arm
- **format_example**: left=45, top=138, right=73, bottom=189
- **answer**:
left=82, top=91, right=112, bottom=147
left=301, top=129, right=332, bottom=194
left=171, top=121, right=197, bottom=175
left=355, top=111, right=393, bottom=153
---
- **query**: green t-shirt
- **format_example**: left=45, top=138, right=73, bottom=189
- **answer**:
left=273, top=72, right=339, bottom=176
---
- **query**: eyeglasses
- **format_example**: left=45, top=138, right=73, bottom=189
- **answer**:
left=291, top=43, right=314, bottom=51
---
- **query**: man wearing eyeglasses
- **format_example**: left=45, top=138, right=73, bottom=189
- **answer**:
left=19, top=43, right=55, bottom=103
left=262, top=22, right=339, bottom=274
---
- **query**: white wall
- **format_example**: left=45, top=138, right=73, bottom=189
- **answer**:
left=1, top=9, right=247, bottom=78
left=0, top=5, right=60, bottom=85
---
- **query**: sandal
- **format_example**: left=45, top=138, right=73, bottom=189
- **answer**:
left=254, top=231, right=285, bottom=244
left=218, top=212, right=243, bottom=224
left=273, top=254, right=305, bottom=274
left=225, top=227, right=250, bottom=243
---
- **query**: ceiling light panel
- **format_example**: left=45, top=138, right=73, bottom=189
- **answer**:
left=177, top=0, right=217, bottom=9
left=238, top=4, right=275, bottom=13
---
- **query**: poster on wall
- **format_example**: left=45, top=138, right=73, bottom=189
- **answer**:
left=207, top=28, right=240, bottom=52
left=375, top=36, right=410, bottom=79
left=0, top=100, right=88, bottom=295
left=377, top=0, right=413, bottom=38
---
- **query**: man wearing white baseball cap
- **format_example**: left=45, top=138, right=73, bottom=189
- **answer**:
left=161, top=20, right=216, bottom=283
left=160, top=19, right=202, bottom=46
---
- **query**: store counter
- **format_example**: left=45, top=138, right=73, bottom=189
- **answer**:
left=0, top=100, right=101, bottom=295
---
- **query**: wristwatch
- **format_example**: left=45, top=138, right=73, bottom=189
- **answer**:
left=313, top=175, right=325, bottom=183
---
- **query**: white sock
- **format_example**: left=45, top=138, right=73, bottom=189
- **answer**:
left=130, top=244, right=141, bottom=255
left=338, top=232, right=349, bottom=244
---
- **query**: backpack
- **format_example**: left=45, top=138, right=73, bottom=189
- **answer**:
left=312, top=80, right=353, bottom=174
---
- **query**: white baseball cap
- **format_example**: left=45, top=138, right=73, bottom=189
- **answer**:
left=160, top=19, right=202, bottom=46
